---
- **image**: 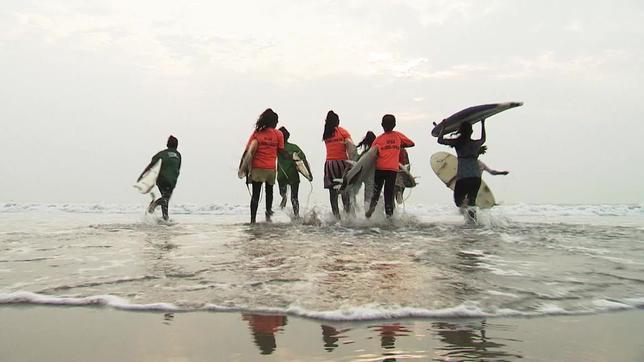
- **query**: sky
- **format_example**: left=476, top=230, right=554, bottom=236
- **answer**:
left=1, top=0, right=643, bottom=206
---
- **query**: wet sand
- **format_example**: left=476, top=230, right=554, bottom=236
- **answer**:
left=1, top=307, right=643, bottom=361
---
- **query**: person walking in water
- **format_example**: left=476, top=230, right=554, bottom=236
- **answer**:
left=246, top=108, right=284, bottom=224
left=277, top=126, right=311, bottom=220
left=366, top=114, right=414, bottom=219
left=437, top=120, right=486, bottom=220
left=354, top=131, right=376, bottom=211
left=322, top=110, right=354, bottom=220
left=138, top=135, right=182, bottom=221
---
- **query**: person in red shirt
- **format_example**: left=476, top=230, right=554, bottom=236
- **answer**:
left=322, top=110, right=355, bottom=220
left=246, top=108, right=285, bottom=223
left=366, top=114, right=414, bottom=218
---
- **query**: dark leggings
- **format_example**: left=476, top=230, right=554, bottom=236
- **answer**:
left=279, top=183, right=300, bottom=217
left=329, top=189, right=350, bottom=220
left=250, top=182, right=274, bottom=223
left=369, top=170, right=397, bottom=217
left=454, top=177, right=481, bottom=207
left=153, top=181, right=174, bottom=221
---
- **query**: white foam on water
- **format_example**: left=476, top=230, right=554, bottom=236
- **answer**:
left=459, top=249, right=486, bottom=256
left=2, top=202, right=643, bottom=219
left=592, top=299, right=632, bottom=311
left=535, top=304, right=572, bottom=316
left=2, top=292, right=643, bottom=321
left=623, top=297, right=644, bottom=308
left=0, top=291, right=179, bottom=311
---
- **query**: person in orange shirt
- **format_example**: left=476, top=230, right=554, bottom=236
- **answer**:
left=366, top=114, right=414, bottom=219
left=322, top=110, right=355, bottom=220
left=246, top=108, right=285, bottom=224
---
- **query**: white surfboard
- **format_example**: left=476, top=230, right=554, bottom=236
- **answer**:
left=430, top=152, right=495, bottom=208
left=238, top=139, right=258, bottom=179
left=339, top=146, right=377, bottom=191
left=431, top=102, right=523, bottom=137
left=133, top=159, right=162, bottom=194
left=396, top=164, right=417, bottom=188
left=293, top=152, right=313, bottom=181
left=345, top=139, right=358, bottom=160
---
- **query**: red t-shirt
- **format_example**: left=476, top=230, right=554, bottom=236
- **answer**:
left=247, top=128, right=284, bottom=170
left=372, top=131, right=414, bottom=171
left=324, top=127, right=351, bottom=161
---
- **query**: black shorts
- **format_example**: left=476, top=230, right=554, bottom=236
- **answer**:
left=454, top=177, right=481, bottom=207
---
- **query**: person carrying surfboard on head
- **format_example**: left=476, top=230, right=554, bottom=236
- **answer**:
left=437, top=120, right=486, bottom=220
left=245, top=108, right=285, bottom=224
left=366, top=114, right=415, bottom=219
left=277, top=126, right=311, bottom=220
left=323, top=110, right=354, bottom=220
left=138, top=135, right=182, bottom=221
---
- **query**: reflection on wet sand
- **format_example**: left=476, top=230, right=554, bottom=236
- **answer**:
left=369, top=323, right=414, bottom=361
left=432, top=320, right=522, bottom=361
left=240, top=313, right=523, bottom=360
left=242, top=314, right=288, bottom=355
left=321, top=325, right=352, bottom=352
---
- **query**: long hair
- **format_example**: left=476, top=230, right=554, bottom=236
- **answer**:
left=322, top=110, right=340, bottom=140
left=357, top=131, right=376, bottom=150
left=255, top=108, right=278, bottom=132
left=278, top=126, right=290, bottom=142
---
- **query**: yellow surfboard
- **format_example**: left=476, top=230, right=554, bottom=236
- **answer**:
left=430, top=152, right=495, bottom=208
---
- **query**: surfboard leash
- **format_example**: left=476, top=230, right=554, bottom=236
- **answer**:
left=305, top=180, right=313, bottom=209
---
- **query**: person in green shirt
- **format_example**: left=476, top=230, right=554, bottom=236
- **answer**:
left=138, top=135, right=182, bottom=221
left=277, top=127, right=311, bottom=220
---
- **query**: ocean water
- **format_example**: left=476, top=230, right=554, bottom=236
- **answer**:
left=1, top=202, right=643, bottom=321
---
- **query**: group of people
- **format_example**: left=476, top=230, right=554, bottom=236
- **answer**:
left=139, top=108, right=507, bottom=223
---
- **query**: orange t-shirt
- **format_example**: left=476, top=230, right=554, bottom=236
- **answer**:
left=372, top=131, right=414, bottom=171
left=247, top=128, right=284, bottom=170
left=324, top=127, right=351, bottom=161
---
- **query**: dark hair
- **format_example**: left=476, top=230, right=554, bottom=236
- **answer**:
left=278, top=126, right=290, bottom=142
left=453, top=122, right=473, bottom=147
left=357, top=131, right=376, bottom=149
left=458, top=122, right=472, bottom=136
left=382, top=114, right=396, bottom=132
left=167, top=135, right=178, bottom=148
left=478, top=145, right=488, bottom=155
left=255, top=108, right=279, bottom=132
left=322, top=110, right=340, bottom=140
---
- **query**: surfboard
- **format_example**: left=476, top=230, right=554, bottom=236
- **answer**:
left=292, top=152, right=313, bottom=181
left=133, top=159, right=162, bottom=194
left=397, top=164, right=417, bottom=188
left=238, top=139, right=258, bottom=179
left=430, top=152, right=495, bottom=208
left=431, top=102, right=523, bottom=137
left=345, top=140, right=358, bottom=160
left=339, top=146, right=377, bottom=191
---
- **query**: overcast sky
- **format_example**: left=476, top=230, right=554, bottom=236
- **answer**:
left=1, top=0, right=643, bottom=206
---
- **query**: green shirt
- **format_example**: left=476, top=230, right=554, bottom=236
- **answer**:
left=152, top=148, right=182, bottom=186
left=277, top=142, right=305, bottom=185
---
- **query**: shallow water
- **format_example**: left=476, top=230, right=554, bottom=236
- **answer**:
left=1, top=203, right=643, bottom=320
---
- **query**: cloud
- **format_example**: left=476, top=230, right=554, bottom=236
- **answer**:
left=496, top=50, right=631, bottom=79
left=0, top=0, right=499, bottom=82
